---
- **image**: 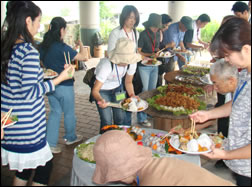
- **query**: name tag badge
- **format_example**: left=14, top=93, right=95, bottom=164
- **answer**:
left=115, top=91, right=126, bottom=101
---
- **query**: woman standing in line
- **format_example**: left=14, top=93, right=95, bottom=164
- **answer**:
left=190, top=17, right=251, bottom=186
left=107, top=5, right=140, bottom=126
left=39, top=17, right=88, bottom=154
left=137, top=13, right=162, bottom=127
left=92, top=38, right=141, bottom=134
left=1, top=2, right=75, bottom=185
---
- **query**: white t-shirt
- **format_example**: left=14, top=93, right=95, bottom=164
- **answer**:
left=95, top=58, right=137, bottom=90
left=107, top=26, right=139, bottom=53
left=192, top=21, right=201, bottom=43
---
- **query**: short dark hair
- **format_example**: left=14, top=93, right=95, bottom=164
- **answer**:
left=231, top=1, right=249, bottom=13
left=197, top=14, right=211, bottom=23
left=119, top=5, right=140, bottom=29
left=210, top=17, right=251, bottom=58
left=161, top=14, right=172, bottom=24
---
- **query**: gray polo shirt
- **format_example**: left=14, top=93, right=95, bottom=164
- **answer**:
left=224, top=69, right=251, bottom=177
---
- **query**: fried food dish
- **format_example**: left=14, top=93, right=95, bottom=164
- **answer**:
left=158, top=83, right=205, bottom=97
left=155, top=92, right=200, bottom=111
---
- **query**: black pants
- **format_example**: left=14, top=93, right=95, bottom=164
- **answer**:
left=215, top=93, right=229, bottom=137
left=234, top=173, right=251, bottom=186
left=157, top=57, right=175, bottom=87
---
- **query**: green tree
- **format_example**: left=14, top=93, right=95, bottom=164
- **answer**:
left=201, top=20, right=220, bottom=43
left=61, top=7, right=70, bottom=17
left=99, top=1, right=117, bottom=44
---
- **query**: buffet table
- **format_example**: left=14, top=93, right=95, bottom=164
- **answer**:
left=70, top=128, right=201, bottom=186
left=138, top=71, right=217, bottom=132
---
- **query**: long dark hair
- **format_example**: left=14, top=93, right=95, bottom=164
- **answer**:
left=1, top=1, right=42, bottom=84
left=119, top=5, right=140, bottom=29
left=210, top=17, right=251, bottom=58
left=39, top=17, right=67, bottom=56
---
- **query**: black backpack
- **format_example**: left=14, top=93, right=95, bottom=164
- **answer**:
left=83, top=62, right=129, bottom=103
left=92, top=32, right=104, bottom=46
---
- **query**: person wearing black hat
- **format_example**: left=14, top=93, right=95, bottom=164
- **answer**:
left=183, top=14, right=211, bottom=51
left=162, top=16, right=193, bottom=70
left=137, top=13, right=162, bottom=127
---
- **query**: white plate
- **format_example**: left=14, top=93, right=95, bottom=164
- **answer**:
left=44, top=75, right=58, bottom=79
left=2, top=121, right=17, bottom=129
left=158, top=53, right=175, bottom=58
left=120, top=99, right=149, bottom=112
left=141, top=60, right=162, bottom=66
left=169, top=135, right=212, bottom=155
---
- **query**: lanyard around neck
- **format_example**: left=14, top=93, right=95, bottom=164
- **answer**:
left=232, top=80, right=247, bottom=105
left=124, top=28, right=135, bottom=43
left=115, top=64, right=124, bottom=92
left=146, top=29, right=156, bottom=53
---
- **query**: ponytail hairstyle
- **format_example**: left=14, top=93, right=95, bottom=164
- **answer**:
left=39, top=17, right=67, bottom=55
left=1, top=1, right=42, bottom=84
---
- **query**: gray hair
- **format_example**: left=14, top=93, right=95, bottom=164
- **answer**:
left=210, top=59, right=238, bottom=81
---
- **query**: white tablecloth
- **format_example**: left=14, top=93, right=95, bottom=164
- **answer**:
left=70, top=128, right=201, bottom=186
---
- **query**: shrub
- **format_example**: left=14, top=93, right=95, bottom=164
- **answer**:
left=200, top=20, right=220, bottom=43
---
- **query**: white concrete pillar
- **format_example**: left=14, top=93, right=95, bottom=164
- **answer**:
left=168, top=1, right=188, bottom=22
left=1, top=1, right=7, bottom=27
left=79, top=1, right=100, bottom=56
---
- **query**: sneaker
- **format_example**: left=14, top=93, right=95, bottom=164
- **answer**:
left=65, top=135, right=83, bottom=145
left=140, top=120, right=152, bottom=127
left=50, top=146, right=62, bottom=154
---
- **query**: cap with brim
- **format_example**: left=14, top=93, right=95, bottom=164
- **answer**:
left=107, top=38, right=142, bottom=64
left=143, top=13, right=162, bottom=29
left=92, top=130, right=152, bottom=184
left=180, top=16, right=193, bottom=30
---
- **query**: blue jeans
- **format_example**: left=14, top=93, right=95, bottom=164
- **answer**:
left=46, top=85, right=77, bottom=147
left=123, top=111, right=132, bottom=126
left=96, top=86, right=125, bottom=133
left=177, top=54, right=191, bottom=70
left=137, top=65, right=158, bottom=123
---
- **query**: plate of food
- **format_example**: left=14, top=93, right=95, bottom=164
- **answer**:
left=181, top=65, right=210, bottom=76
left=171, top=48, right=191, bottom=55
left=76, top=142, right=96, bottom=164
left=174, top=75, right=206, bottom=86
left=147, top=92, right=206, bottom=116
left=120, top=98, right=148, bottom=112
left=169, top=123, right=225, bottom=155
left=143, top=132, right=183, bottom=154
left=158, top=51, right=175, bottom=58
left=1, top=112, right=18, bottom=128
left=141, top=58, right=162, bottom=66
left=157, top=83, right=205, bottom=97
left=43, top=68, right=58, bottom=79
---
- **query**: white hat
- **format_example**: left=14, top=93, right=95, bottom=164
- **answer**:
left=108, top=38, right=142, bottom=64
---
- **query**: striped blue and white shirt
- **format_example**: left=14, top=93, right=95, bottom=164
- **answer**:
left=1, top=42, right=55, bottom=153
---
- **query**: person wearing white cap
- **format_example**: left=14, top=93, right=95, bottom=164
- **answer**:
left=92, top=38, right=142, bottom=133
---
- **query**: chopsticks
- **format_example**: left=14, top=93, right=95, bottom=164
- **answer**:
left=156, top=46, right=168, bottom=54
left=1, top=108, right=13, bottom=128
left=160, top=132, right=172, bottom=141
left=190, top=119, right=198, bottom=138
left=64, top=52, right=71, bottom=64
